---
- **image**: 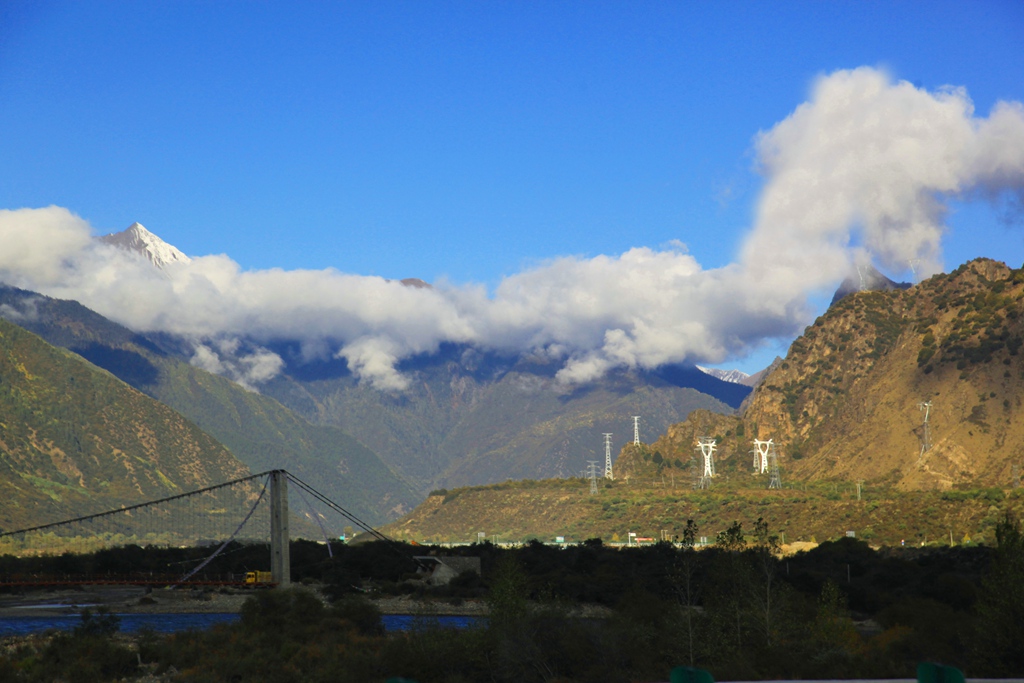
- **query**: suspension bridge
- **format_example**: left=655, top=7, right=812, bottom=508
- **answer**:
left=0, top=470, right=394, bottom=588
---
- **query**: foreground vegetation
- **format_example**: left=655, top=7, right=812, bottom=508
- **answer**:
left=0, top=513, right=1022, bottom=681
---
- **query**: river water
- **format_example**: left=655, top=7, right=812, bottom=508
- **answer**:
left=0, top=613, right=481, bottom=637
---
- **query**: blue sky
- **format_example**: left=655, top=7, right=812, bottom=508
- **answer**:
left=2, top=1, right=1024, bottom=376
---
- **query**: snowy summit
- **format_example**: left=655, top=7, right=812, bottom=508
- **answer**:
left=99, top=222, right=191, bottom=269
left=696, top=366, right=751, bottom=385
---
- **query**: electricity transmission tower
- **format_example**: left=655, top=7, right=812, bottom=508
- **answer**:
left=694, top=437, right=717, bottom=489
left=753, top=438, right=772, bottom=474
left=603, top=433, right=614, bottom=480
left=587, top=461, right=600, bottom=495
left=632, top=416, right=641, bottom=446
left=767, top=442, right=782, bottom=489
left=918, top=400, right=932, bottom=460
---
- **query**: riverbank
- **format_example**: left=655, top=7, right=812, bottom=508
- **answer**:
left=368, top=593, right=613, bottom=618
left=0, top=584, right=617, bottom=621
left=0, top=585, right=250, bottom=617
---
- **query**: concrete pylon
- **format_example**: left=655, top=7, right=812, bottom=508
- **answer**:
left=270, top=470, right=290, bottom=586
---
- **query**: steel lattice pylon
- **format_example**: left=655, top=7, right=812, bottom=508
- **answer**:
left=694, top=437, right=716, bottom=489
left=603, top=433, right=614, bottom=480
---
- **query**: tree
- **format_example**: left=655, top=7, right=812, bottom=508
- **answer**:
left=710, top=521, right=748, bottom=651
left=672, top=520, right=702, bottom=665
left=812, top=579, right=859, bottom=655
left=750, top=517, right=781, bottom=647
left=971, top=511, right=1024, bottom=675
left=716, top=521, right=745, bottom=552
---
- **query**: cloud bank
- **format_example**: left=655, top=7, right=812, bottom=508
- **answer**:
left=2, top=68, right=1023, bottom=390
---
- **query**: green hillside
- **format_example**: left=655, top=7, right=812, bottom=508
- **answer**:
left=0, top=286, right=417, bottom=524
left=0, top=317, right=250, bottom=531
left=384, top=476, right=1024, bottom=548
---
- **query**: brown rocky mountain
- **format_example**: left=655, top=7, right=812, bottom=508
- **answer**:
left=620, top=258, right=1024, bottom=491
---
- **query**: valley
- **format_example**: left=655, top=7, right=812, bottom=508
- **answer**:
left=1, top=251, right=1023, bottom=550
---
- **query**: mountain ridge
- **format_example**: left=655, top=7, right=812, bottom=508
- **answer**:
left=618, top=257, right=1024, bottom=491
left=0, top=285, right=417, bottom=524
left=87, top=224, right=754, bottom=492
left=0, top=316, right=253, bottom=532
left=381, top=256, right=1024, bottom=545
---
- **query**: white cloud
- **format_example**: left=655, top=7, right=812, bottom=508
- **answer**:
left=1, top=68, right=1023, bottom=390
left=744, top=67, right=1024, bottom=295
left=0, top=206, right=92, bottom=285
left=189, top=339, right=285, bottom=392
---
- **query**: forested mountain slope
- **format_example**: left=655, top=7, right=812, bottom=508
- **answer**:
left=0, top=287, right=417, bottom=523
left=0, top=317, right=250, bottom=531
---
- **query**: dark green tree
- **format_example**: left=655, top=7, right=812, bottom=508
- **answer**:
left=971, top=511, right=1024, bottom=675
left=750, top=517, right=782, bottom=647
left=672, top=519, right=702, bottom=665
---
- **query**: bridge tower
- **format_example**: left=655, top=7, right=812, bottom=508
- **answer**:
left=270, top=470, right=291, bottom=586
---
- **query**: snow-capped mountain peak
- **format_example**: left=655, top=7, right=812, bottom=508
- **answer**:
left=696, top=365, right=751, bottom=385
left=99, top=222, right=191, bottom=269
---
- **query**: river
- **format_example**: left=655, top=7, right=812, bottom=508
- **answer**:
left=0, top=613, right=481, bottom=636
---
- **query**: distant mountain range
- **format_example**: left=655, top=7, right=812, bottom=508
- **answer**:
left=0, top=222, right=768, bottom=531
left=257, top=345, right=744, bottom=490
left=0, top=284, right=418, bottom=524
left=697, top=366, right=751, bottom=386
left=54, top=224, right=754, bottom=491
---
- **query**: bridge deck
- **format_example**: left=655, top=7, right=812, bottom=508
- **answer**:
left=0, top=579, right=274, bottom=588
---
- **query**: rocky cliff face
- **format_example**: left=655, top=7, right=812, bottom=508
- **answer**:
left=632, top=259, right=1024, bottom=491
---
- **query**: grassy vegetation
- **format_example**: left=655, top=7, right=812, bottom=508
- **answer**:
left=386, top=473, right=1024, bottom=548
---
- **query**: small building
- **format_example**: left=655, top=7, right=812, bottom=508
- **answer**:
left=413, top=556, right=482, bottom=586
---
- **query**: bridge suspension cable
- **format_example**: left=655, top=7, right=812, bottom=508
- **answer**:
left=176, top=475, right=270, bottom=585
left=284, top=472, right=393, bottom=544
left=0, top=470, right=272, bottom=541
